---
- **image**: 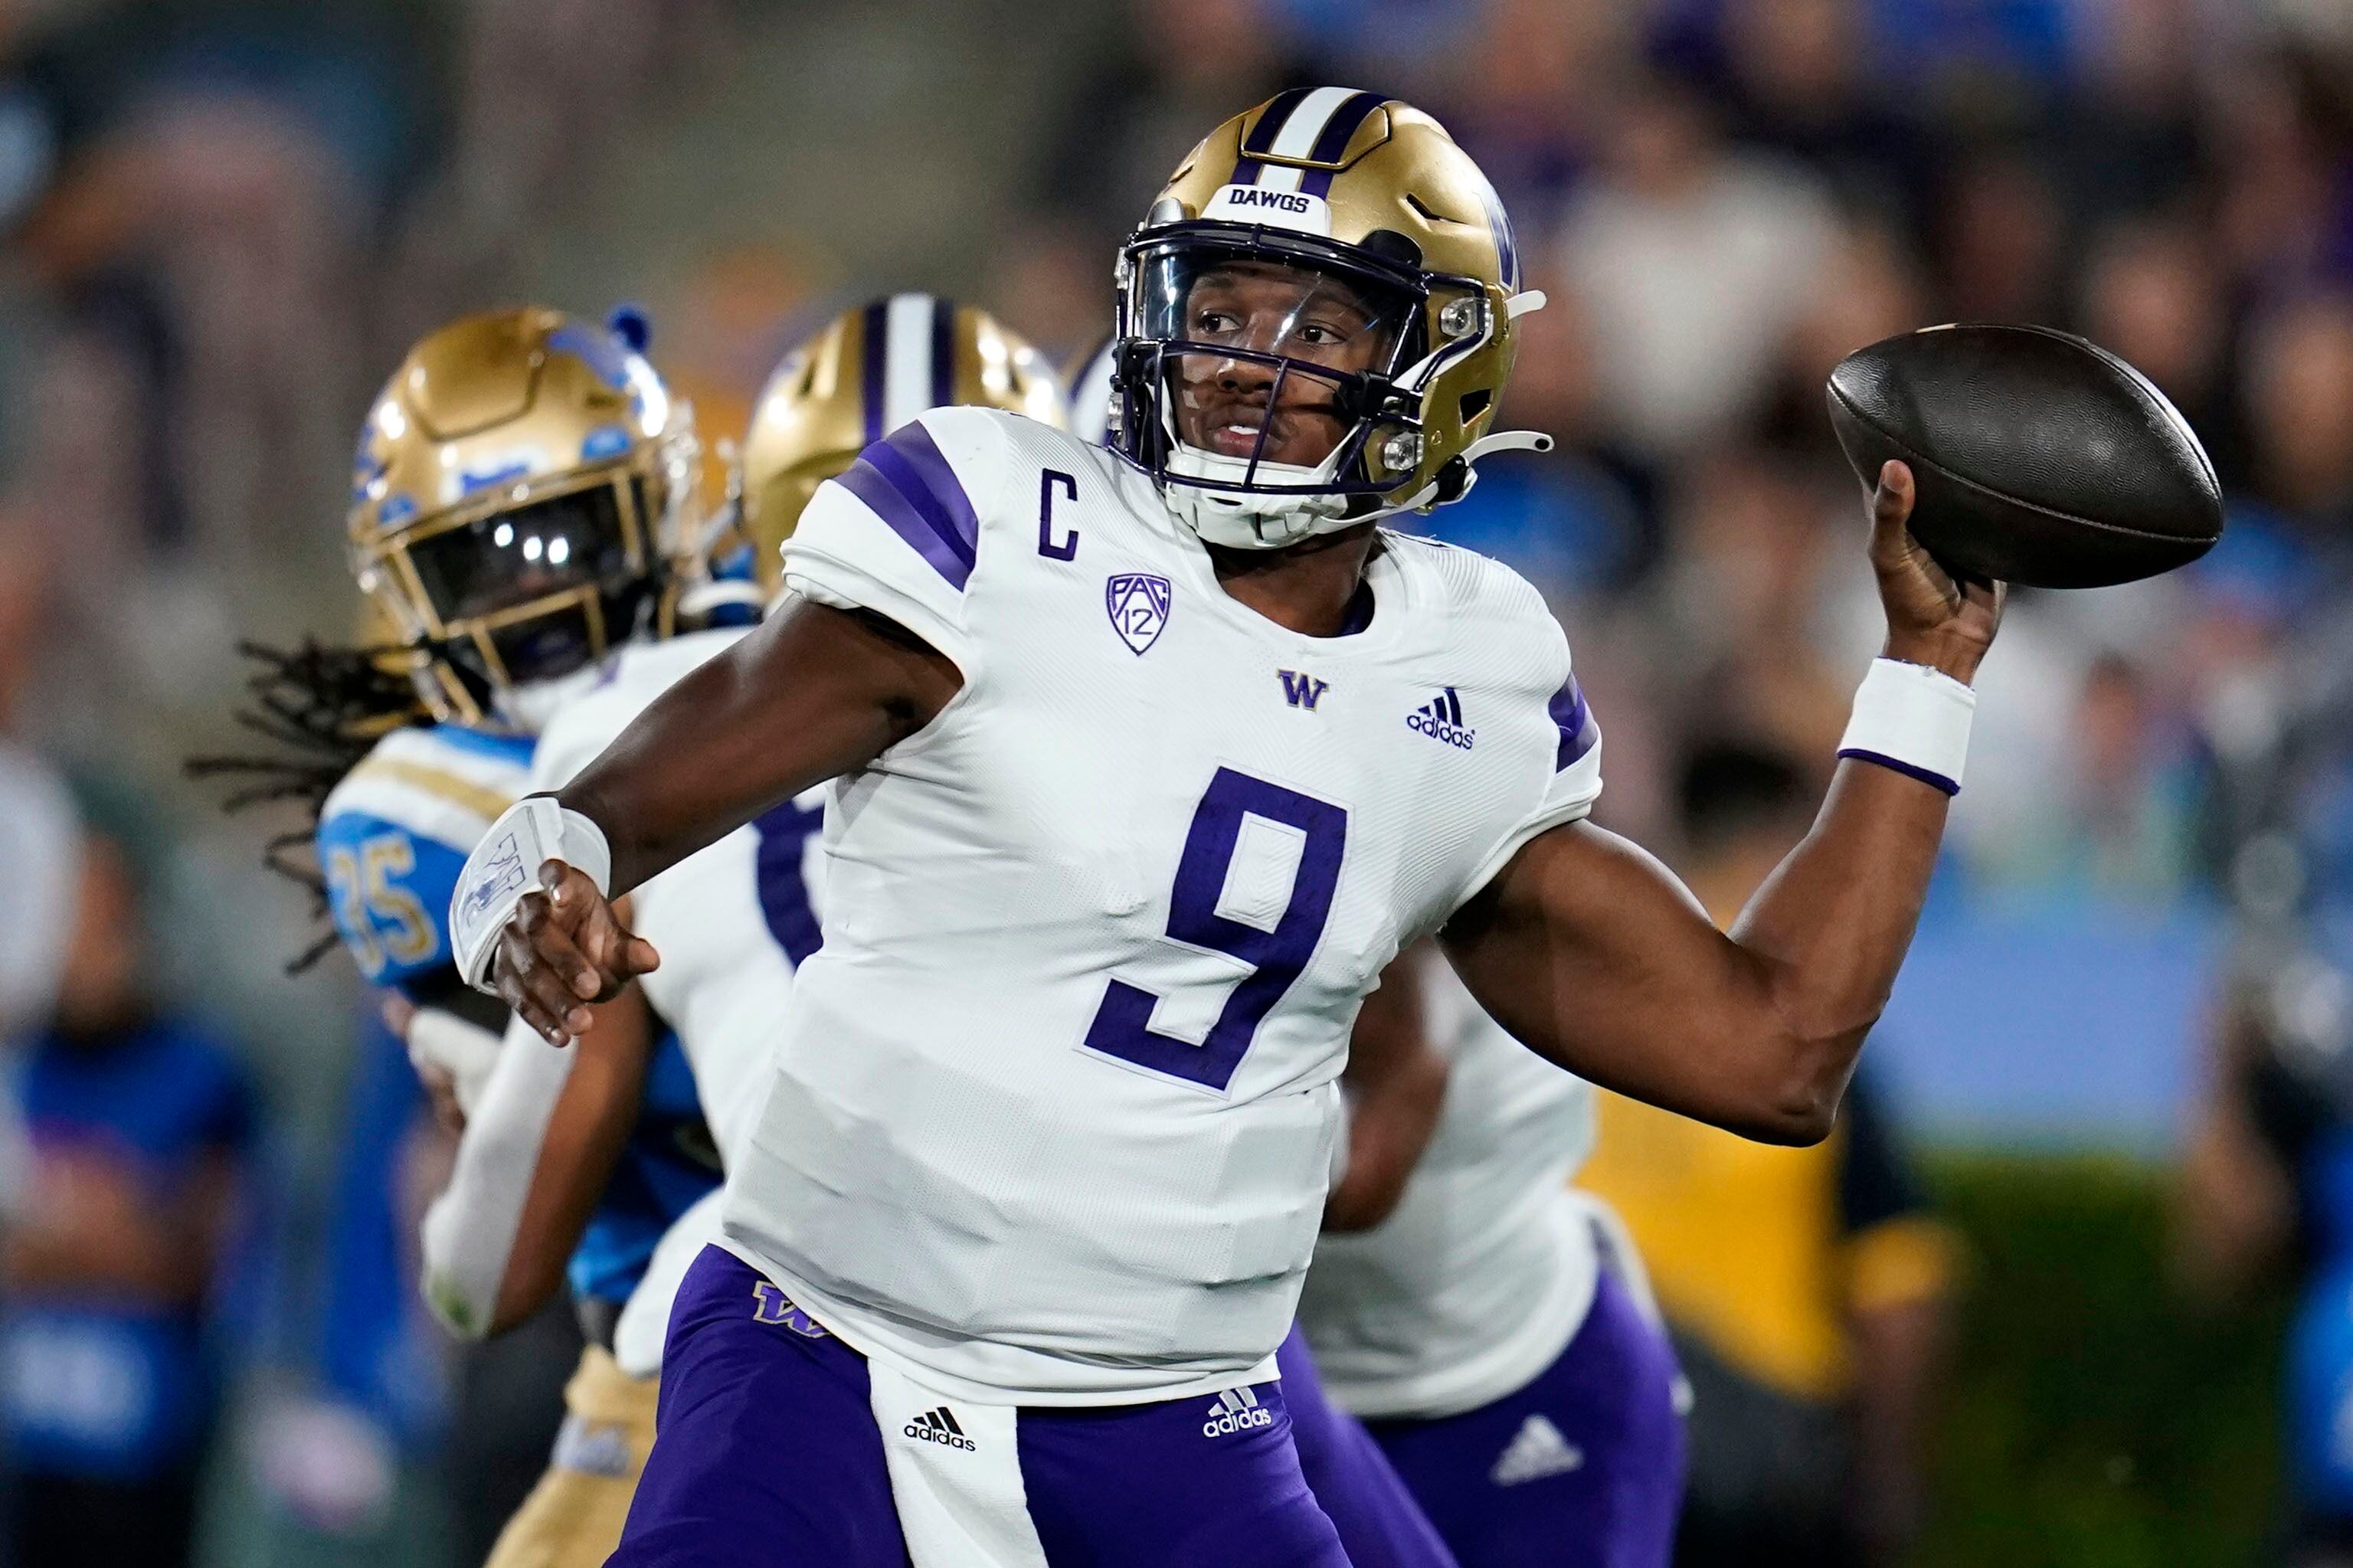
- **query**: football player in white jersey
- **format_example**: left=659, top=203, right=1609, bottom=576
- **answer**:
left=1082, top=314, right=1683, bottom=1563
left=419, top=295, right=1065, bottom=1568
left=1307, top=945, right=1684, bottom=1564
left=455, top=89, right=2001, bottom=1567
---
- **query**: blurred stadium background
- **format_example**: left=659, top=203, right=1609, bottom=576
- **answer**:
left=2, top=0, right=2351, bottom=1563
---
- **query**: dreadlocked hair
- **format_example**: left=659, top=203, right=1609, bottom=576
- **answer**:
left=185, top=639, right=433, bottom=973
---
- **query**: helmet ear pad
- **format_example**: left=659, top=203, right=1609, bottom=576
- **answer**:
left=1358, top=228, right=1422, bottom=270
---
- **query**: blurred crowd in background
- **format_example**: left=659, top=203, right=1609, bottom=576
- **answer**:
left=1, top=0, right=2351, bottom=1563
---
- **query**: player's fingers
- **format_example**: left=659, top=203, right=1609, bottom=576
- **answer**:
left=502, top=941, right=593, bottom=1046
left=494, top=959, right=570, bottom=1046
left=1869, top=460, right=1916, bottom=540
left=1873, top=459, right=1910, bottom=555
left=514, top=882, right=607, bottom=1000
left=581, top=904, right=659, bottom=987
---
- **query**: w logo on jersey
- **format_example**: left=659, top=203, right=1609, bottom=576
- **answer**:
left=1105, top=572, right=1172, bottom=655
left=1278, top=670, right=1330, bottom=710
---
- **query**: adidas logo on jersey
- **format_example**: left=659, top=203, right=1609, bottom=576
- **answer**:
left=1200, top=1386, right=1274, bottom=1438
left=1491, top=1414, right=1584, bottom=1486
left=905, top=1407, right=976, bottom=1451
left=1407, top=687, right=1475, bottom=750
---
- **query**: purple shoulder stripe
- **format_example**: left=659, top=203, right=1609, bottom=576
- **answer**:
left=1549, top=674, right=1598, bottom=771
left=834, top=421, right=980, bottom=591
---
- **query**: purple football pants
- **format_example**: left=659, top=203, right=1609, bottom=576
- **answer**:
left=615, top=1248, right=1456, bottom=1566
left=1278, top=1325, right=1460, bottom=1567
left=1362, top=1272, right=1687, bottom=1568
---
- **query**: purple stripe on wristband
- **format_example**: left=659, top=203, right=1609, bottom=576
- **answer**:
left=1838, top=748, right=1959, bottom=796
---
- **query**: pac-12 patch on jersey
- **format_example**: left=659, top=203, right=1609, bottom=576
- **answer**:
left=1105, top=571, right=1170, bottom=654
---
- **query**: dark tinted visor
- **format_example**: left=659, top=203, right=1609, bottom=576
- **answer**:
left=407, top=484, right=636, bottom=627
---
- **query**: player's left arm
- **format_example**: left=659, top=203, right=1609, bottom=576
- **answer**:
left=1325, top=944, right=1448, bottom=1232
left=416, top=966, right=655, bottom=1339
left=1443, top=464, right=2001, bottom=1147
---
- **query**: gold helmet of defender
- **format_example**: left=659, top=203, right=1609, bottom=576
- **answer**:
left=726, top=293, right=1065, bottom=594
left=347, top=306, right=705, bottom=727
left=1109, top=88, right=1550, bottom=549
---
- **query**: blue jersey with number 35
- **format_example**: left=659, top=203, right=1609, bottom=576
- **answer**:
left=721, top=407, right=1604, bottom=1406
left=318, top=722, right=721, bottom=1306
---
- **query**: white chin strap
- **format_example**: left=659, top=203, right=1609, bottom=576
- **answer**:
left=1161, top=441, right=1355, bottom=549
left=1160, top=428, right=1556, bottom=551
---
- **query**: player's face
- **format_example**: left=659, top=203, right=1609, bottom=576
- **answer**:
left=1171, top=260, right=1396, bottom=469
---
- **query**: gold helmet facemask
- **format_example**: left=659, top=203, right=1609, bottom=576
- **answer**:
left=1112, top=88, right=1553, bottom=550
left=717, top=293, right=1065, bottom=599
left=348, top=306, right=704, bottom=728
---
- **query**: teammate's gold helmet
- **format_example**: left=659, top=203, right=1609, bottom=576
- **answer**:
left=1111, top=89, right=1550, bottom=549
left=726, top=293, right=1065, bottom=594
left=347, top=306, right=705, bottom=725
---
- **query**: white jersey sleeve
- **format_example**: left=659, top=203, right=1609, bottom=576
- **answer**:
left=1447, top=577, right=1603, bottom=914
left=780, top=407, right=1017, bottom=677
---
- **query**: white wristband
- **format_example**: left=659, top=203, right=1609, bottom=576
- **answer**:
left=1838, top=657, right=1976, bottom=796
left=448, top=796, right=613, bottom=994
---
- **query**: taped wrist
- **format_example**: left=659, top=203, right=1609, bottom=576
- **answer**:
left=1837, top=657, right=1977, bottom=796
left=449, top=795, right=613, bottom=994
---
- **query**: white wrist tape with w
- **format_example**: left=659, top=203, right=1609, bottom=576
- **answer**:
left=449, top=795, right=612, bottom=994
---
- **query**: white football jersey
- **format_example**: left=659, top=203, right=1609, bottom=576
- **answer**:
left=530, top=629, right=828, bottom=1169
left=1299, top=954, right=1600, bottom=1420
left=725, top=407, right=1602, bottom=1405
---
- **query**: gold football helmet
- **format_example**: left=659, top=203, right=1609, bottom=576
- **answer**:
left=347, top=306, right=705, bottom=726
left=1111, top=88, right=1550, bottom=548
left=725, top=293, right=1065, bottom=594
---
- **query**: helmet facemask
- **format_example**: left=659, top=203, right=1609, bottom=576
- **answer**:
left=362, top=464, right=674, bottom=730
left=1115, top=227, right=1512, bottom=548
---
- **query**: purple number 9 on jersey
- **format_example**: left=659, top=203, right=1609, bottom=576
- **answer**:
left=1083, top=767, right=1348, bottom=1092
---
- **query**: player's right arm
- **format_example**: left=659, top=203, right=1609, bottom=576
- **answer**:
left=476, top=411, right=1000, bottom=1045
left=1444, top=464, right=2001, bottom=1147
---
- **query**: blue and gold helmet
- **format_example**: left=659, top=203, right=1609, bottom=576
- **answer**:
left=347, top=307, right=706, bottom=726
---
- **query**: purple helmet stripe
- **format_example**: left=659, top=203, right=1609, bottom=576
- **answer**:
left=836, top=422, right=979, bottom=590
left=1300, top=90, right=1384, bottom=174
left=859, top=299, right=889, bottom=446
left=929, top=296, right=957, bottom=411
left=1549, top=673, right=1598, bottom=770
left=1241, top=87, right=1315, bottom=157
left=1474, top=175, right=1520, bottom=292
left=1230, top=157, right=1266, bottom=185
